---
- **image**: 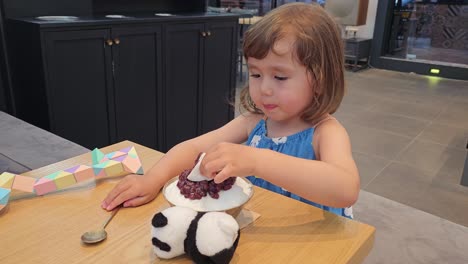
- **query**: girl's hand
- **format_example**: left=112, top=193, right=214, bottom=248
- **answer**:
left=101, top=174, right=161, bottom=211
left=200, top=142, right=258, bottom=183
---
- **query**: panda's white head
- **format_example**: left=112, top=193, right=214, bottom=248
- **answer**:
left=151, top=206, right=240, bottom=264
left=151, top=206, right=197, bottom=259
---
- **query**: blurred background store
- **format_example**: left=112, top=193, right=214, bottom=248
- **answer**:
left=387, top=0, right=468, bottom=67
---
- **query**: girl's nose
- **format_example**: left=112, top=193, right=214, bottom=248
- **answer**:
left=259, top=79, right=273, bottom=96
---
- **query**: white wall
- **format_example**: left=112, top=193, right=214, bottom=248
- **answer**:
left=356, top=0, right=379, bottom=39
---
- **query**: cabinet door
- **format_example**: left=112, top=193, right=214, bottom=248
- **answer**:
left=112, top=25, right=162, bottom=149
left=201, top=20, right=237, bottom=134
left=44, top=29, right=113, bottom=148
left=163, top=23, right=204, bottom=151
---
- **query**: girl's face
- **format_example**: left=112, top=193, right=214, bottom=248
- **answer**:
left=247, top=36, right=314, bottom=124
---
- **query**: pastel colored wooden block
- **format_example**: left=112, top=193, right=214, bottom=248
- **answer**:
left=92, top=165, right=107, bottom=178
left=127, top=147, right=138, bottom=158
left=102, top=160, right=125, bottom=176
left=71, top=165, right=95, bottom=182
left=120, top=146, right=133, bottom=153
left=53, top=171, right=76, bottom=190
left=0, top=172, right=16, bottom=189
left=112, top=154, right=127, bottom=162
left=11, top=175, right=36, bottom=193
left=92, top=148, right=106, bottom=165
left=45, top=171, right=76, bottom=189
left=122, top=155, right=143, bottom=174
left=0, top=187, right=11, bottom=205
left=34, top=177, right=57, bottom=195
left=106, top=151, right=127, bottom=160
left=44, top=171, right=60, bottom=180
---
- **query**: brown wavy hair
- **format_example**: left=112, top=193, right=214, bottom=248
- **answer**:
left=239, top=2, right=345, bottom=125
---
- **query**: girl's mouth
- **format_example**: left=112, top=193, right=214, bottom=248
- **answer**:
left=263, top=104, right=277, bottom=111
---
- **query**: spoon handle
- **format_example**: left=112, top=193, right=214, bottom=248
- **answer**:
left=101, top=206, right=120, bottom=229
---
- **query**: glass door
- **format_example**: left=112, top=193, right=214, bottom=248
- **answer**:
left=386, top=0, right=468, bottom=67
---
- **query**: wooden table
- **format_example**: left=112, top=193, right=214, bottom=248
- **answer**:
left=0, top=141, right=375, bottom=264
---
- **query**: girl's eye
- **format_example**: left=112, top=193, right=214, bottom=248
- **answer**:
left=275, top=76, right=288, bottom=81
left=249, top=74, right=261, bottom=78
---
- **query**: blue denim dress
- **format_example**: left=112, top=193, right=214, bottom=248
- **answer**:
left=246, top=119, right=353, bottom=219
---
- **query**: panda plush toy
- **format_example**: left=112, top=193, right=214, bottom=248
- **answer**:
left=151, top=206, right=240, bottom=264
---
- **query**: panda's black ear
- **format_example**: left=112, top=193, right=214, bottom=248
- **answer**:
left=152, top=212, right=168, bottom=227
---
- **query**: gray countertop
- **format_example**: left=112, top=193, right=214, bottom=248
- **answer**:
left=8, top=12, right=240, bottom=28
left=0, top=111, right=89, bottom=172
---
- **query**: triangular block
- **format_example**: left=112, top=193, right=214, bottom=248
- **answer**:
left=54, top=171, right=76, bottom=190
left=103, top=160, right=125, bottom=177
left=0, top=187, right=11, bottom=205
left=128, top=147, right=138, bottom=158
left=106, top=151, right=127, bottom=160
left=105, top=151, right=116, bottom=159
left=112, top=154, right=127, bottom=162
left=136, top=167, right=144, bottom=175
left=92, top=148, right=106, bottom=165
left=122, top=155, right=142, bottom=174
left=11, top=175, right=36, bottom=193
left=92, top=162, right=108, bottom=178
left=34, top=177, right=57, bottom=195
left=0, top=172, right=16, bottom=189
left=65, top=165, right=81, bottom=174
left=44, top=171, right=61, bottom=180
left=120, top=146, right=133, bottom=153
left=73, top=165, right=95, bottom=182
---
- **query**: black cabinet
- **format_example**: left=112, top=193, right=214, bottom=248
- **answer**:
left=43, top=29, right=114, bottom=148
left=162, top=20, right=237, bottom=151
left=111, top=26, right=162, bottom=149
left=8, top=15, right=238, bottom=151
left=8, top=22, right=163, bottom=149
left=42, top=26, right=162, bottom=149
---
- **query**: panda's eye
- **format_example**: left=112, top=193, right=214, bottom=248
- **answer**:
left=152, top=213, right=168, bottom=227
left=152, top=237, right=172, bottom=252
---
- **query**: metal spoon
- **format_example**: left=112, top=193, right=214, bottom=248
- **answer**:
left=81, top=206, right=120, bottom=244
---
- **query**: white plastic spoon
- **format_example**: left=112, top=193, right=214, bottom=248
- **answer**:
left=186, top=153, right=212, bottom=182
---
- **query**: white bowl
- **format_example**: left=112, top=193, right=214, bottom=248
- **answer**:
left=162, top=176, right=253, bottom=218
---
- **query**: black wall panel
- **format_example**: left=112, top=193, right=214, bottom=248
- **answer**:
left=2, top=0, right=92, bottom=18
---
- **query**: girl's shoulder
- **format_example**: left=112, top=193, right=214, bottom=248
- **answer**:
left=313, top=116, right=348, bottom=138
left=312, top=116, right=350, bottom=159
left=237, top=113, right=264, bottom=133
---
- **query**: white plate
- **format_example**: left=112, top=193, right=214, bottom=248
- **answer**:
left=36, top=16, right=79, bottom=21
left=105, top=15, right=131, bottom=19
left=155, top=13, right=173, bottom=16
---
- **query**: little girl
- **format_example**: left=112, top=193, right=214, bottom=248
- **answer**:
left=102, top=3, right=359, bottom=219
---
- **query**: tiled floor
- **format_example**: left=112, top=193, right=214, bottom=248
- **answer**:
left=236, top=68, right=468, bottom=227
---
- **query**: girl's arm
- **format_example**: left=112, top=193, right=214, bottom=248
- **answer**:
left=203, top=119, right=359, bottom=208
left=101, top=114, right=258, bottom=210
left=258, top=120, right=359, bottom=208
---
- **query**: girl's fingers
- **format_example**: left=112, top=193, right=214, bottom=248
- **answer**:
left=105, top=189, right=138, bottom=211
left=102, top=181, right=131, bottom=209
left=123, top=196, right=150, bottom=208
left=214, top=164, right=233, bottom=184
left=202, top=158, right=226, bottom=178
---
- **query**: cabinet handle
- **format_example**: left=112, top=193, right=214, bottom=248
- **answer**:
left=201, top=31, right=207, bottom=37
left=114, top=38, right=120, bottom=45
left=106, top=39, right=113, bottom=46
left=207, top=31, right=211, bottom=37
